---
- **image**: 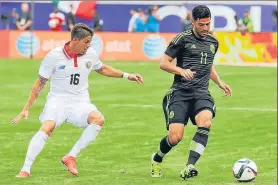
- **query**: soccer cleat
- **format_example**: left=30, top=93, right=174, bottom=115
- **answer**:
left=151, top=153, right=162, bottom=177
left=61, top=154, right=78, bottom=176
left=180, top=164, right=198, bottom=180
left=16, top=171, right=30, bottom=178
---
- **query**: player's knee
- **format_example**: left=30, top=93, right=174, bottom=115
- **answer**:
left=168, top=131, right=183, bottom=145
left=88, top=112, right=105, bottom=127
left=196, top=115, right=212, bottom=128
left=202, top=119, right=212, bottom=128
left=195, top=110, right=213, bottom=128
left=168, top=123, right=184, bottom=144
left=40, top=120, right=56, bottom=136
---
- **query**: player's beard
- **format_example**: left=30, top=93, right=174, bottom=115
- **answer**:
left=193, top=27, right=207, bottom=39
left=200, top=31, right=208, bottom=38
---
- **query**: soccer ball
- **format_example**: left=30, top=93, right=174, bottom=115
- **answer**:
left=48, top=19, right=58, bottom=28
left=233, top=158, right=257, bottom=182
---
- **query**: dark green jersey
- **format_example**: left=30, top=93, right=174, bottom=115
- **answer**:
left=164, top=29, right=219, bottom=91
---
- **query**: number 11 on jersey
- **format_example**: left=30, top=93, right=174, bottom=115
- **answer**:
left=200, top=52, right=208, bottom=64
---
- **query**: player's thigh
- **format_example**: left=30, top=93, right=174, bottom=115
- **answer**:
left=190, top=97, right=216, bottom=127
left=39, top=97, right=67, bottom=128
left=66, top=103, right=102, bottom=128
left=163, top=94, right=191, bottom=130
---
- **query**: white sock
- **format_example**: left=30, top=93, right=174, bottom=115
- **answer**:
left=21, top=131, right=48, bottom=173
left=68, top=124, right=102, bottom=158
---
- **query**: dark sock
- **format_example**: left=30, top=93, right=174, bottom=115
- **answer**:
left=187, top=127, right=210, bottom=165
left=187, top=151, right=201, bottom=165
left=153, top=136, right=176, bottom=163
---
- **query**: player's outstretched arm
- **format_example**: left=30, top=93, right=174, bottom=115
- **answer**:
left=12, top=75, right=48, bottom=124
left=160, top=54, right=196, bottom=81
left=210, top=64, right=232, bottom=96
left=97, top=64, right=144, bottom=85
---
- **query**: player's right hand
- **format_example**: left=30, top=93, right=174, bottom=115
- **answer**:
left=180, top=69, right=196, bottom=80
left=11, top=109, right=29, bottom=124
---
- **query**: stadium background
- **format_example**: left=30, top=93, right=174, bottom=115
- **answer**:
left=0, top=1, right=277, bottom=185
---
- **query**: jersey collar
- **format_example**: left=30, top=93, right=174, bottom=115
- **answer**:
left=63, top=42, right=75, bottom=59
left=63, top=41, right=79, bottom=67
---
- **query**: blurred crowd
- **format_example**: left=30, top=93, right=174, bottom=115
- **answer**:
left=1, top=3, right=277, bottom=33
left=128, top=5, right=160, bottom=33
left=8, top=2, right=103, bottom=32
left=235, top=9, right=254, bottom=32
left=129, top=5, right=278, bottom=33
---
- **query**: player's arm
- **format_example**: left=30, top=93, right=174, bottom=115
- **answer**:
left=210, top=64, right=232, bottom=96
left=23, top=75, right=48, bottom=110
left=210, top=64, right=222, bottom=85
left=12, top=52, right=54, bottom=124
left=161, top=35, right=196, bottom=80
left=11, top=75, right=48, bottom=124
left=96, top=64, right=144, bottom=85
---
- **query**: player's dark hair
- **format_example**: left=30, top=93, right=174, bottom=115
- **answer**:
left=71, top=23, right=93, bottom=40
left=192, top=5, right=211, bottom=21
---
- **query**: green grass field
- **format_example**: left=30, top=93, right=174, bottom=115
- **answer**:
left=0, top=59, right=277, bottom=185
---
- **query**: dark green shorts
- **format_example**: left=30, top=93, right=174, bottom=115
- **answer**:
left=162, top=89, right=216, bottom=130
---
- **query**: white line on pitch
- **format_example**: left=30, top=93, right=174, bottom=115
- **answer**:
left=109, top=104, right=277, bottom=112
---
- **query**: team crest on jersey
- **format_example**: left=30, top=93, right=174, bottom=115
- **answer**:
left=210, top=44, right=216, bottom=54
left=85, top=61, right=92, bottom=69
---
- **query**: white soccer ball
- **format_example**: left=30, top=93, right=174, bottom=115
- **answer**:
left=48, top=19, right=58, bottom=28
left=233, top=158, right=257, bottom=182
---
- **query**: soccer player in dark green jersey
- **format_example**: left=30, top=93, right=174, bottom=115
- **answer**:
left=151, top=5, right=232, bottom=180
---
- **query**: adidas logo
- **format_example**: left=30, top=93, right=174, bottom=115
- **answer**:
left=191, top=44, right=196, bottom=49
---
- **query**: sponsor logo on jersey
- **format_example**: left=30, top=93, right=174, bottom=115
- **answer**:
left=58, top=65, right=66, bottom=70
left=191, top=44, right=196, bottom=49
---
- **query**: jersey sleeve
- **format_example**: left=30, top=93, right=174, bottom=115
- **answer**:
left=215, top=42, right=219, bottom=53
left=87, top=48, right=103, bottom=71
left=92, top=58, right=103, bottom=71
left=164, top=34, right=185, bottom=58
left=38, top=50, right=55, bottom=79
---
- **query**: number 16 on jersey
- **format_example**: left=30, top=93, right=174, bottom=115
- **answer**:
left=70, top=73, right=80, bottom=85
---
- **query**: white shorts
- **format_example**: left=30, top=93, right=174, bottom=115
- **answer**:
left=39, top=96, right=100, bottom=128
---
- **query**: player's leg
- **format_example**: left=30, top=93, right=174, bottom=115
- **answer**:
left=151, top=91, right=190, bottom=177
left=63, top=103, right=104, bottom=175
left=151, top=123, right=184, bottom=178
left=16, top=97, right=66, bottom=178
left=180, top=98, right=216, bottom=179
left=152, top=123, right=184, bottom=163
left=16, top=120, right=56, bottom=178
left=68, top=110, right=104, bottom=157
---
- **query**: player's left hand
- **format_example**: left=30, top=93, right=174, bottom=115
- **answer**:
left=218, top=81, right=232, bottom=96
left=127, top=73, right=144, bottom=85
left=11, top=109, right=29, bottom=125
